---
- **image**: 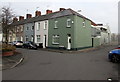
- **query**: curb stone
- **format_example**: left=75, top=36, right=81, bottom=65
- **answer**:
left=2, top=53, right=24, bottom=70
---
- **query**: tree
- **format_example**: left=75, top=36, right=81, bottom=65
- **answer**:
left=0, top=6, right=16, bottom=43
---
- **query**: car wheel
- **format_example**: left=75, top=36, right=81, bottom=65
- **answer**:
left=112, top=54, right=119, bottom=63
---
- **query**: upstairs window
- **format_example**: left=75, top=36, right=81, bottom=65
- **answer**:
left=83, top=19, right=86, bottom=27
left=37, top=23, right=40, bottom=31
left=52, top=35, right=59, bottom=44
left=54, top=21, right=58, bottom=28
left=44, top=21, right=47, bottom=30
left=67, top=19, right=71, bottom=27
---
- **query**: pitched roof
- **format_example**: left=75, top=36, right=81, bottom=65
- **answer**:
left=11, top=8, right=94, bottom=26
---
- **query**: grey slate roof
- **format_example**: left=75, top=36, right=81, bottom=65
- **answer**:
left=11, top=8, right=92, bottom=26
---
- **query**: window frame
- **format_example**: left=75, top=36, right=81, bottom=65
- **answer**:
left=67, top=19, right=71, bottom=27
left=83, top=19, right=86, bottom=27
left=36, top=35, right=40, bottom=43
left=37, top=23, right=40, bottom=31
left=54, top=21, right=58, bottom=29
left=52, top=35, right=60, bottom=44
left=44, top=21, right=47, bottom=30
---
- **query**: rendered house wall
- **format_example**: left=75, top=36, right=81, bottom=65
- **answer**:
left=74, top=15, right=92, bottom=49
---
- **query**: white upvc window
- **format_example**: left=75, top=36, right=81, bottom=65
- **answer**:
left=44, top=21, right=47, bottom=30
left=37, top=23, right=40, bottom=31
left=36, top=35, right=40, bottom=42
left=52, top=35, right=59, bottom=44
left=54, top=21, right=58, bottom=28
left=25, top=36, right=29, bottom=41
left=83, top=19, right=86, bottom=27
left=67, top=19, right=71, bottom=27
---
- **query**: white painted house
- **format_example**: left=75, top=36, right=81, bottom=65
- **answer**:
left=91, top=24, right=111, bottom=45
left=34, top=20, right=48, bottom=48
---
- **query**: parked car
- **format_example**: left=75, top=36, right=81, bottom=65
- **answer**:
left=12, top=41, right=23, bottom=47
left=23, top=41, right=38, bottom=50
left=108, top=48, right=120, bottom=63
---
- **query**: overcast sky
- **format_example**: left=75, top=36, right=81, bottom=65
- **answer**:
left=0, top=0, right=119, bottom=33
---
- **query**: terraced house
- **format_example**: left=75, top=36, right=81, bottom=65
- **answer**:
left=9, top=8, right=108, bottom=50
left=48, top=8, right=92, bottom=50
left=10, top=17, right=25, bottom=42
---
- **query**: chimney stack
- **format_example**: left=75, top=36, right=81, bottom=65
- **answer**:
left=59, top=8, right=65, bottom=11
left=46, top=10, right=52, bottom=14
left=26, top=14, right=32, bottom=19
left=19, top=16, right=24, bottom=21
left=35, top=11, right=41, bottom=16
left=13, top=17, right=18, bottom=22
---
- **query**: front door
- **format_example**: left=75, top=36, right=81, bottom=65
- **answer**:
left=67, top=34, right=71, bottom=50
left=43, top=35, right=46, bottom=48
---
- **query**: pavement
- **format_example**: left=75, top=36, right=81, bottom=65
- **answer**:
left=40, top=44, right=114, bottom=54
left=1, top=52, right=24, bottom=70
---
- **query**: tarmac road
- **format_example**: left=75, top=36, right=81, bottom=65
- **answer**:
left=2, top=45, right=119, bottom=80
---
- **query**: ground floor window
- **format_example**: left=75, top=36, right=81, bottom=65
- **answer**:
left=36, top=35, right=40, bottom=42
left=52, top=35, right=59, bottom=44
left=25, top=36, right=28, bottom=41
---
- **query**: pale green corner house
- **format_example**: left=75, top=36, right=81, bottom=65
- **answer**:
left=48, top=8, right=92, bottom=50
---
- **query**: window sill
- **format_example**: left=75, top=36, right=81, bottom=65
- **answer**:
left=66, top=26, right=71, bottom=28
left=52, top=43, right=59, bottom=45
left=54, top=27, right=58, bottom=29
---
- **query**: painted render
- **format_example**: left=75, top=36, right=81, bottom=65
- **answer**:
left=34, top=20, right=48, bottom=48
left=48, top=15, right=92, bottom=50
left=23, top=23, right=34, bottom=42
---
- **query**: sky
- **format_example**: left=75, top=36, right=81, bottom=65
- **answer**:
left=0, top=0, right=119, bottom=33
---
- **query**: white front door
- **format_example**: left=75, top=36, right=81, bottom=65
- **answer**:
left=67, top=36, right=71, bottom=50
left=43, top=35, right=46, bottom=48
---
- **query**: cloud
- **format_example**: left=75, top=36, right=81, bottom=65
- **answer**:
left=0, top=0, right=119, bottom=3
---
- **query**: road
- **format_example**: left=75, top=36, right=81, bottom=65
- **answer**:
left=2, top=45, right=119, bottom=80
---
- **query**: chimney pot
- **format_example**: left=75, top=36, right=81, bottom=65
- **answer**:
left=19, top=16, right=24, bottom=21
left=35, top=11, right=41, bottom=16
left=60, top=8, right=65, bottom=11
left=26, top=14, right=32, bottom=19
left=46, top=10, right=52, bottom=14
left=13, top=17, right=18, bottom=22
